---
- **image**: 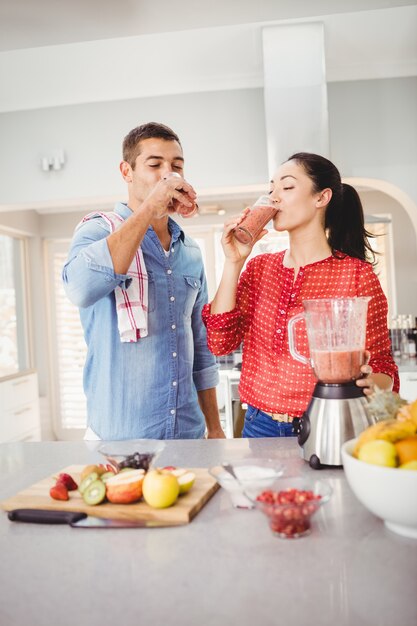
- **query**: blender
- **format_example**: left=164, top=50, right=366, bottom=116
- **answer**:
left=288, top=297, right=375, bottom=469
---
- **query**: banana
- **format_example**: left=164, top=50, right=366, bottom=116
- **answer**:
left=397, top=399, right=417, bottom=427
left=353, top=418, right=417, bottom=457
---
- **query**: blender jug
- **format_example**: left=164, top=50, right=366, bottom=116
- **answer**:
left=287, top=297, right=373, bottom=469
left=288, top=297, right=371, bottom=383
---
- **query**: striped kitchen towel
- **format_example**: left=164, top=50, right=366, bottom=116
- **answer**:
left=77, top=211, right=148, bottom=342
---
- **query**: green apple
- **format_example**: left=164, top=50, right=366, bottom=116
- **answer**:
left=177, top=471, right=196, bottom=494
left=358, top=440, right=398, bottom=467
left=158, top=467, right=195, bottom=494
left=399, top=460, right=417, bottom=470
left=142, top=470, right=180, bottom=508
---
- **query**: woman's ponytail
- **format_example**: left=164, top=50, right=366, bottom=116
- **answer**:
left=287, top=153, right=376, bottom=265
left=326, top=183, right=375, bottom=264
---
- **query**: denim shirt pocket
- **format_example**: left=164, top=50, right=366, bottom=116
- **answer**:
left=183, top=276, right=201, bottom=317
left=147, top=270, right=156, bottom=312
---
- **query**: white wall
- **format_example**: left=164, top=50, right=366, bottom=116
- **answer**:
left=328, top=76, right=417, bottom=213
left=0, top=88, right=268, bottom=207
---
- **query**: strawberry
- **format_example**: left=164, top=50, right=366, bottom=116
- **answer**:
left=56, top=473, right=78, bottom=491
left=97, top=464, right=116, bottom=475
left=50, top=482, right=69, bottom=501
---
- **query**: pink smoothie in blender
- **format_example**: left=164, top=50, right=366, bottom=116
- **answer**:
left=288, top=297, right=370, bottom=384
left=310, top=349, right=365, bottom=383
left=287, top=297, right=373, bottom=469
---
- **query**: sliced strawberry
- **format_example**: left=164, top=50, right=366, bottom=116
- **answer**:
left=57, top=473, right=78, bottom=491
left=50, top=483, right=69, bottom=501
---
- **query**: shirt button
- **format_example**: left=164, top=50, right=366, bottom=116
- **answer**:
left=280, top=309, right=285, bottom=314
left=167, top=269, right=172, bottom=275
left=194, top=281, right=197, bottom=287
left=170, top=409, right=175, bottom=415
left=291, top=294, right=295, bottom=298
left=173, top=352, right=177, bottom=357
left=172, top=381, right=177, bottom=386
left=277, top=329, right=282, bottom=334
left=170, top=296, right=175, bottom=302
left=171, top=324, right=176, bottom=330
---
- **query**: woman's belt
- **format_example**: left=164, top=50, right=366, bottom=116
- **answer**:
left=261, top=411, right=295, bottom=423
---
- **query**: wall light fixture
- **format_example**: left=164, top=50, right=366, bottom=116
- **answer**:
left=40, top=149, right=66, bottom=172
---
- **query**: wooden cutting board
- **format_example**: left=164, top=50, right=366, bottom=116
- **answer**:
left=1, top=466, right=219, bottom=526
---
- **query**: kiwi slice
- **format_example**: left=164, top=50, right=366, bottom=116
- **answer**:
left=82, top=479, right=106, bottom=506
left=78, top=471, right=99, bottom=494
left=100, top=471, right=115, bottom=483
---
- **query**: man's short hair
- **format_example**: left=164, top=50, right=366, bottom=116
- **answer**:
left=122, top=122, right=181, bottom=167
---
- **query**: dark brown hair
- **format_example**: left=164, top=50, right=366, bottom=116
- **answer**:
left=287, top=152, right=376, bottom=264
left=122, top=122, right=181, bottom=168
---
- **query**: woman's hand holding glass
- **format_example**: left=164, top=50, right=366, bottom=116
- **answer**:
left=221, top=209, right=268, bottom=264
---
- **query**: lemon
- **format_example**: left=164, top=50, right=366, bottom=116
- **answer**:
left=357, top=440, right=398, bottom=467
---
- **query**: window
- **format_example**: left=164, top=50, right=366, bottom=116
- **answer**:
left=0, top=230, right=31, bottom=378
left=45, top=240, right=87, bottom=438
left=366, top=218, right=395, bottom=317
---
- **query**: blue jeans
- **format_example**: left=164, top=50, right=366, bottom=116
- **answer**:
left=242, top=405, right=297, bottom=438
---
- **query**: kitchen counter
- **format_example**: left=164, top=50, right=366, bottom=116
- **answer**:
left=0, top=439, right=416, bottom=626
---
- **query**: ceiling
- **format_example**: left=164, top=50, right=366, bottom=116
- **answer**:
left=0, top=1, right=416, bottom=115
left=0, top=0, right=414, bottom=51
left=0, top=0, right=415, bottom=216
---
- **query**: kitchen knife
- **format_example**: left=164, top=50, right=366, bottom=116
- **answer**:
left=7, top=508, right=184, bottom=528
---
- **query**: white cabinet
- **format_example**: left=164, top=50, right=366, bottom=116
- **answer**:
left=216, top=371, right=233, bottom=438
left=216, top=369, right=243, bottom=439
left=399, top=369, right=417, bottom=403
left=0, top=371, right=41, bottom=442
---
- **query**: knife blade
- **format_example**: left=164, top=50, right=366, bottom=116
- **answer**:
left=7, top=509, right=184, bottom=528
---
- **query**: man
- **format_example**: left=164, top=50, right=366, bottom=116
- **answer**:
left=63, top=122, right=224, bottom=440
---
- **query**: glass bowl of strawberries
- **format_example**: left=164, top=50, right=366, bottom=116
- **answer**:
left=244, top=476, right=332, bottom=539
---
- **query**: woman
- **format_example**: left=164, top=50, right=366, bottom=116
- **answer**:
left=202, top=153, right=399, bottom=438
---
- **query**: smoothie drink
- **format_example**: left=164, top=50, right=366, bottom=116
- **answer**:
left=233, top=195, right=278, bottom=244
left=310, top=349, right=365, bottom=383
left=165, top=172, right=198, bottom=217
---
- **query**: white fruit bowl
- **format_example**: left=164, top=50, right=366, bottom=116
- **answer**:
left=341, top=438, right=417, bottom=539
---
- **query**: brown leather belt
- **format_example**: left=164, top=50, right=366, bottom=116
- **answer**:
left=262, top=411, right=294, bottom=423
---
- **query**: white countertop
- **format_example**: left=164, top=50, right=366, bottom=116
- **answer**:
left=0, top=439, right=416, bottom=626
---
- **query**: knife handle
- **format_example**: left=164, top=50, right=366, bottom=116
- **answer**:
left=8, top=509, right=87, bottom=525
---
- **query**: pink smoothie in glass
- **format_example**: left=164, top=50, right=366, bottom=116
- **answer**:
left=311, top=349, right=365, bottom=383
left=233, top=204, right=278, bottom=244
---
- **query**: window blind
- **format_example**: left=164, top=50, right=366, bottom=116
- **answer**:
left=50, top=244, right=87, bottom=430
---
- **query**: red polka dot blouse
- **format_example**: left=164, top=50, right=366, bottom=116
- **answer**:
left=202, top=251, right=399, bottom=417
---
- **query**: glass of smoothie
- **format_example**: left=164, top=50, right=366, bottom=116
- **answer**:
left=165, top=172, right=198, bottom=217
left=287, top=297, right=371, bottom=383
left=232, top=195, right=278, bottom=244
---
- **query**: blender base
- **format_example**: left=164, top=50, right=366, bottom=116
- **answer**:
left=297, top=382, right=374, bottom=468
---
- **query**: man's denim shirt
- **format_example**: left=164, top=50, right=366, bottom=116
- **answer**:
left=62, top=203, right=219, bottom=440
